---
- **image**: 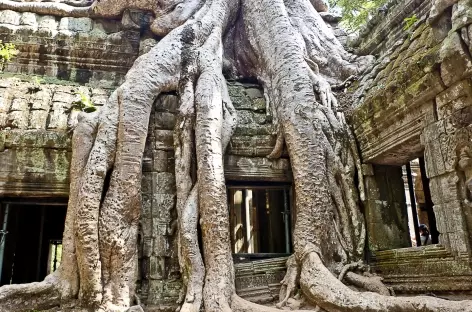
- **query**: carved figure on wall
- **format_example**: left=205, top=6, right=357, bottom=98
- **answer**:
left=456, top=142, right=472, bottom=205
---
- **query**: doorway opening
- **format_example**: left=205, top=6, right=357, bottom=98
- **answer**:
left=403, top=157, right=439, bottom=246
left=227, top=183, right=292, bottom=262
left=0, top=199, right=67, bottom=286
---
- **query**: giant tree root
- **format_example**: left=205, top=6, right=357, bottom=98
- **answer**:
left=299, top=247, right=472, bottom=312
left=0, top=0, right=91, bottom=16
left=0, top=111, right=99, bottom=312
left=0, top=275, right=60, bottom=312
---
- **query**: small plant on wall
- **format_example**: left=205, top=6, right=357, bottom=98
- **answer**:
left=71, top=91, right=96, bottom=113
left=403, top=14, right=418, bottom=31
left=0, top=41, right=18, bottom=72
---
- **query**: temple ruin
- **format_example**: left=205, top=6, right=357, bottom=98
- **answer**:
left=0, top=0, right=472, bottom=310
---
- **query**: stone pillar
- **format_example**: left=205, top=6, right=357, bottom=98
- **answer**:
left=139, top=94, right=181, bottom=308
left=363, top=164, right=411, bottom=252
left=420, top=78, right=472, bottom=258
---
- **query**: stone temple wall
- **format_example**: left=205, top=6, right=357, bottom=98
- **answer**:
left=0, top=78, right=291, bottom=309
left=0, top=10, right=142, bottom=87
left=0, top=78, right=108, bottom=197
left=349, top=0, right=472, bottom=295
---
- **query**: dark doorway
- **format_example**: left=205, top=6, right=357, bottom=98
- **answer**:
left=227, top=184, right=292, bottom=260
left=404, top=157, right=439, bottom=247
left=0, top=201, right=67, bottom=286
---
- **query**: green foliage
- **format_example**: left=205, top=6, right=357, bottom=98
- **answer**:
left=0, top=41, right=18, bottom=71
left=403, top=14, right=418, bottom=31
left=328, top=0, right=388, bottom=31
left=72, top=91, right=96, bottom=113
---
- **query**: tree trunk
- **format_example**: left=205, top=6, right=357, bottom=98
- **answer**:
left=0, top=0, right=472, bottom=312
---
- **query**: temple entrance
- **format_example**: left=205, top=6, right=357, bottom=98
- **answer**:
left=227, top=184, right=292, bottom=261
left=0, top=200, right=67, bottom=286
left=403, top=157, right=439, bottom=246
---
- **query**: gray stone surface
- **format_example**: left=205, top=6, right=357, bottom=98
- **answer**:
left=0, top=10, right=141, bottom=87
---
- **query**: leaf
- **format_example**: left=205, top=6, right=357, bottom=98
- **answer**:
left=328, top=0, right=389, bottom=31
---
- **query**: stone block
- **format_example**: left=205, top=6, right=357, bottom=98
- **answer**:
left=156, top=94, right=179, bottom=113
left=148, top=261, right=166, bottom=281
left=237, top=110, right=255, bottom=125
left=452, top=0, right=472, bottom=31
left=234, top=124, right=271, bottom=136
left=424, top=139, right=447, bottom=178
left=436, top=79, right=472, bottom=119
left=154, top=129, right=173, bottom=151
left=141, top=194, right=153, bottom=236
left=430, top=172, right=461, bottom=204
left=51, top=101, right=73, bottom=111
left=152, top=194, right=175, bottom=220
left=142, top=237, right=153, bottom=258
left=421, top=120, right=445, bottom=144
left=139, top=38, right=158, bottom=56
left=152, top=150, right=169, bottom=172
left=245, top=87, right=263, bottom=99
left=0, top=10, right=21, bottom=26
left=141, top=172, right=152, bottom=194
left=447, top=230, right=470, bottom=254
left=0, top=112, right=7, bottom=128
left=20, top=12, right=37, bottom=27
left=10, top=98, right=28, bottom=111
left=0, top=92, right=11, bottom=113
left=152, top=228, right=170, bottom=257
left=163, top=280, right=182, bottom=297
left=225, top=155, right=291, bottom=182
left=362, top=164, right=375, bottom=176
left=30, top=90, right=52, bottom=110
left=364, top=177, right=381, bottom=200
left=441, top=199, right=468, bottom=233
left=152, top=172, right=175, bottom=194
left=253, top=113, right=269, bottom=125
left=404, top=72, right=445, bottom=107
left=59, top=17, right=92, bottom=33
left=439, top=32, right=472, bottom=86
left=52, top=90, right=77, bottom=105
left=91, top=94, right=108, bottom=106
left=37, top=15, right=58, bottom=31
left=28, top=110, right=49, bottom=129
left=228, top=135, right=276, bottom=157
left=88, top=25, right=108, bottom=40
left=47, top=109, right=69, bottom=129
left=7, top=110, right=29, bottom=129
left=434, top=204, right=448, bottom=235
left=154, top=112, right=176, bottom=130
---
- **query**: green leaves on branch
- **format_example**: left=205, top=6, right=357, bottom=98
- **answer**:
left=0, top=41, right=18, bottom=71
left=327, top=0, right=388, bottom=31
left=72, top=91, right=96, bottom=113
